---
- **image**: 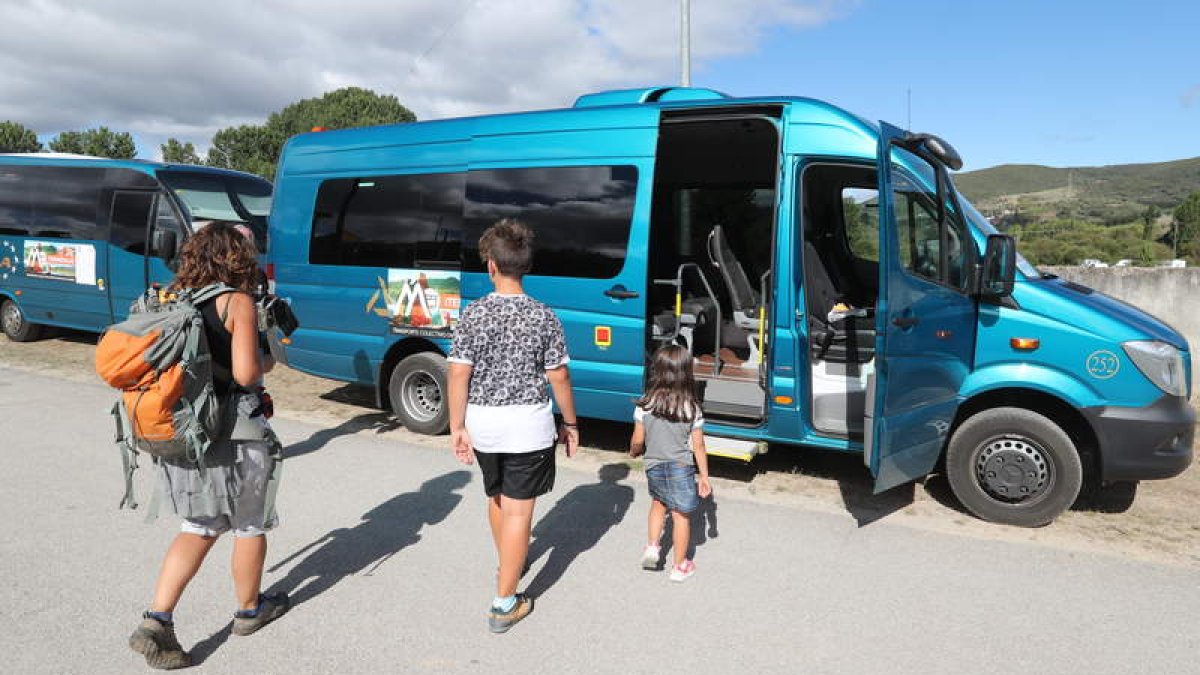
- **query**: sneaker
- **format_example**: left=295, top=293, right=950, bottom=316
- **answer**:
left=669, top=560, right=696, bottom=582
left=488, top=593, right=533, bottom=633
left=232, top=592, right=291, bottom=636
left=129, top=615, right=191, bottom=670
left=640, top=545, right=661, bottom=570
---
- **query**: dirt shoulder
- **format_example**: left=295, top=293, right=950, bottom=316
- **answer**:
left=4, top=330, right=1197, bottom=567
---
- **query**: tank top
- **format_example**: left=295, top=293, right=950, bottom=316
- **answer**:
left=200, top=294, right=236, bottom=396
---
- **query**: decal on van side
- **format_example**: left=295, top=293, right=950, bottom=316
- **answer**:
left=365, top=268, right=461, bottom=338
left=0, top=240, right=18, bottom=281
left=22, top=240, right=96, bottom=285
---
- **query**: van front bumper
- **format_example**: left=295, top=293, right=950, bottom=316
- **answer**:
left=1082, top=395, right=1195, bottom=482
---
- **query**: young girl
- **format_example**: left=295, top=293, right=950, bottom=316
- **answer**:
left=629, top=344, right=712, bottom=582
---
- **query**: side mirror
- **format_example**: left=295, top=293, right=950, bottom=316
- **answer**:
left=152, top=230, right=178, bottom=261
left=980, top=234, right=1016, bottom=297
left=904, top=132, right=964, bottom=171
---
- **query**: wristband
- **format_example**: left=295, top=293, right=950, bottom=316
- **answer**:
left=561, top=421, right=578, bottom=428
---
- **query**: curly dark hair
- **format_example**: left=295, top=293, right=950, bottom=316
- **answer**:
left=169, top=221, right=260, bottom=292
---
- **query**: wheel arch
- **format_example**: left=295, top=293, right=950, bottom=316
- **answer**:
left=376, top=337, right=445, bottom=409
left=951, top=387, right=1101, bottom=480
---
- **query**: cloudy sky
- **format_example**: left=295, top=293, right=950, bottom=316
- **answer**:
left=2, top=0, right=1197, bottom=170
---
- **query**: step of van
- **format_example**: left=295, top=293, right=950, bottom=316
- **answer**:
left=704, top=436, right=766, bottom=462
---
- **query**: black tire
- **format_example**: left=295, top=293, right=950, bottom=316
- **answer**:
left=387, top=352, right=449, bottom=435
left=1, top=298, right=44, bottom=342
left=946, top=407, right=1082, bottom=527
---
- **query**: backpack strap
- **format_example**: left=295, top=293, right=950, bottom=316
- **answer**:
left=261, top=428, right=285, bottom=529
left=188, top=283, right=236, bottom=307
left=111, top=401, right=140, bottom=510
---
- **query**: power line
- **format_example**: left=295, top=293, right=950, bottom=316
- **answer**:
left=410, top=0, right=481, bottom=74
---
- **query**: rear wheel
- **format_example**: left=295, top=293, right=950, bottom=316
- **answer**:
left=946, top=407, right=1082, bottom=527
left=1, top=298, right=43, bottom=342
left=388, top=352, right=449, bottom=435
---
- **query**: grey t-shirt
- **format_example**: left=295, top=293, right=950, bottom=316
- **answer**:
left=634, top=405, right=704, bottom=470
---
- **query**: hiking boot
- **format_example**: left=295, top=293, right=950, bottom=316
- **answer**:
left=488, top=593, right=533, bottom=634
left=129, top=615, right=191, bottom=670
left=669, top=559, right=696, bottom=582
left=232, top=592, right=290, bottom=636
left=640, top=544, right=661, bottom=570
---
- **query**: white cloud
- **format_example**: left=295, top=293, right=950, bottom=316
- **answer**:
left=0, top=0, right=854, bottom=159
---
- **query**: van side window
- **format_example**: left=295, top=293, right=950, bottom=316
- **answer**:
left=0, top=169, right=31, bottom=235
left=0, top=166, right=103, bottom=240
left=842, top=188, right=879, bottom=262
left=462, top=165, right=637, bottom=279
left=110, top=192, right=156, bottom=254
left=309, top=173, right=465, bottom=269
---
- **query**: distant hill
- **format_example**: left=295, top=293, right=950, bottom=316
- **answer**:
left=955, top=156, right=1200, bottom=211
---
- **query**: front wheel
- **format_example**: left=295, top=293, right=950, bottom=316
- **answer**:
left=1, top=298, right=44, bottom=342
left=388, top=352, right=449, bottom=435
left=945, top=407, right=1082, bottom=527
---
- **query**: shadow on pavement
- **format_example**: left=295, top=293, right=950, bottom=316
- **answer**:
left=654, top=493, right=720, bottom=566
left=188, top=621, right=232, bottom=666
left=523, top=463, right=634, bottom=599
left=265, top=470, right=472, bottom=608
left=284, top=412, right=402, bottom=458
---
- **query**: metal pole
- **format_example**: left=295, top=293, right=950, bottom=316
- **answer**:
left=681, top=0, right=691, bottom=86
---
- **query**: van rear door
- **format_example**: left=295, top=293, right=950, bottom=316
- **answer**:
left=867, top=122, right=977, bottom=492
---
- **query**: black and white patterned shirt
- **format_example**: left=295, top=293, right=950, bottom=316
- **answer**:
left=448, top=293, right=570, bottom=452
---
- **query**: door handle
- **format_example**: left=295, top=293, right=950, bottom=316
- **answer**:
left=892, top=316, right=919, bottom=329
left=604, top=285, right=639, bottom=299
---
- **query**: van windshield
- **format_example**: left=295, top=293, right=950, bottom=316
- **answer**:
left=952, top=183, right=1041, bottom=279
left=157, top=170, right=272, bottom=247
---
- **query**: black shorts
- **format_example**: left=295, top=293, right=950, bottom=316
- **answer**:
left=474, top=446, right=556, bottom=499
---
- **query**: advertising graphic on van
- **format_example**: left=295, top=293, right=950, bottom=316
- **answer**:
left=0, top=240, right=18, bottom=281
left=365, top=269, right=461, bottom=337
left=22, top=241, right=97, bottom=285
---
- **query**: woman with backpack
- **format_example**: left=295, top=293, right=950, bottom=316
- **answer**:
left=128, top=222, right=287, bottom=670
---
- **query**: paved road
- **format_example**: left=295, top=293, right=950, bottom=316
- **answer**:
left=1, top=367, right=1197, bottom=674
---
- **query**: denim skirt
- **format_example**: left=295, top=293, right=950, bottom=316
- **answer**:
left=646, top=461, right=699, bottom=514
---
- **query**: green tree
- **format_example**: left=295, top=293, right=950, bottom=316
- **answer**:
left=1171, top=191, right=1200, bottom=260
left=206, top=87, right=416, bottom=178
left=1140, top=204, right=1160, bottom=240
left=160, top=138, right=201, bottom=164
left=0, top=121, right=42, bottom=152
left=48, top=126, right=136, bottom=159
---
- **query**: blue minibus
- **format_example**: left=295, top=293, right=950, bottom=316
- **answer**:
left=0, top=154, right=271, bottom=339
left=268, top=87, right=1193, bottom=526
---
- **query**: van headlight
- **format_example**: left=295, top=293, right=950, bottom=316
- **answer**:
left=1122, top=341, right=1188, bottom=397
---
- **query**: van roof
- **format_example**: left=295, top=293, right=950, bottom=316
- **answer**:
left=280, top=86, right=881, bottom=162
left=0, top=153, right=270, bottom=183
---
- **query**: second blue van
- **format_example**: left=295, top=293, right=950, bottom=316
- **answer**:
left=267, top=87, right=1194, bottom=526
left=0, top=154, right=272, bottom=339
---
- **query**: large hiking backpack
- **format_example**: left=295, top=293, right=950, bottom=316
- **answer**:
left=95, top=284, right=234, bottom=509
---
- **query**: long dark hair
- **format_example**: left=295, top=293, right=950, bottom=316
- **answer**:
left=635, top=344, right=700, bottom=423
left=169, top=221, right=260, bottom=292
